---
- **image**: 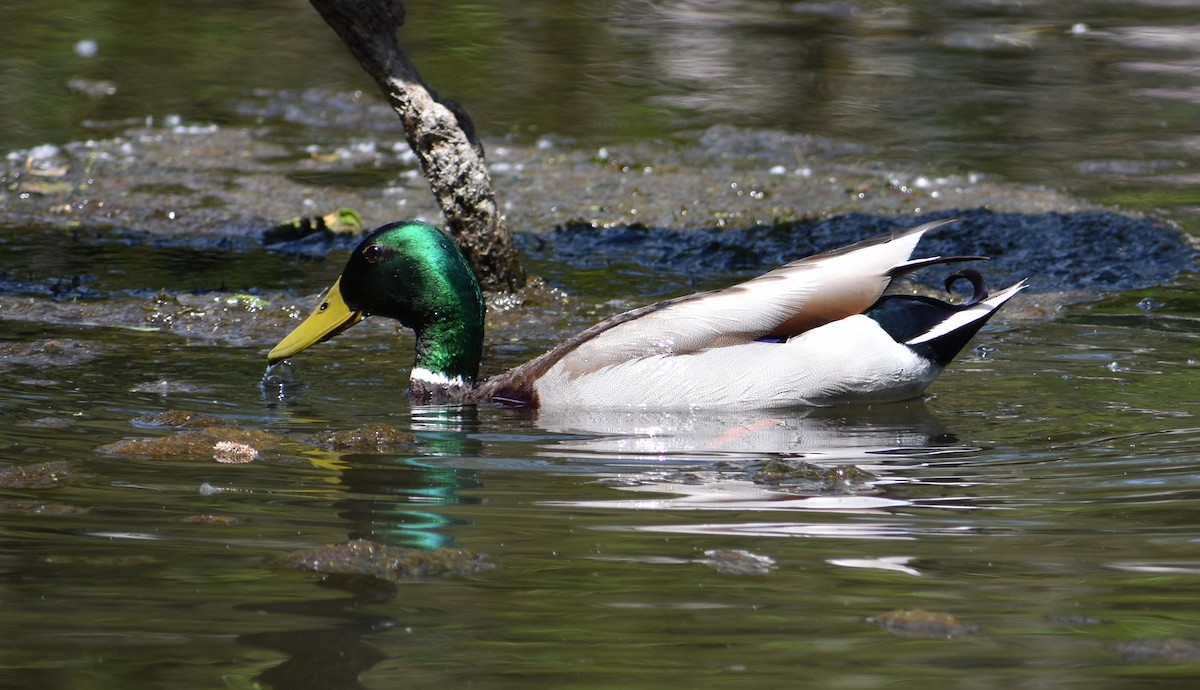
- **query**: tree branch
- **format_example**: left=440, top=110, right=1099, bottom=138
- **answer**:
left=309, top=0, right=525, bottom=291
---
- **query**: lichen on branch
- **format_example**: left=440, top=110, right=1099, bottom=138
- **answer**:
left=309, top=0, right=525, bottom=292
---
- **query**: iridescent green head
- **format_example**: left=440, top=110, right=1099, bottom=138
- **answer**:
left=268, top=221, right=485, bottom=388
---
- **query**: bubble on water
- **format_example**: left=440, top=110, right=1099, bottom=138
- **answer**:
left=74, top=39, right=98, bottom=58
left=261, top=359, right=306, bottom=401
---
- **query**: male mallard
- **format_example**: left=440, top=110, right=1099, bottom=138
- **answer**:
left=267, top=219, right=1025, bottom=409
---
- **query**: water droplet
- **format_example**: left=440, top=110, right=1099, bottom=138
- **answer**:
left=261, top=360, right=306, bottom=401
left=973, top=344, right=997, bottom=358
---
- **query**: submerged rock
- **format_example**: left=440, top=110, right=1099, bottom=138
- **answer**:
left=303, top=423, right=416, bottom=453
left=97, top=427, right=280, bottom=462
left=0, top=460, right=76, bottom=489
left=744, top=459, right=876, bottom=493
left=0, top=500, right=86, bottom=516
left=178, top=513, right=243, bottom=526
left=694, top=458, right=879, bottom=496
left=132, top=409, right=232, bottom=428
left=1116, top=638, right=1200, bottom=664
left=129, top=379, right=215, bottom=395
left=868, top=609, right=978, bottom=639
left=16, top=416, right=77, bottom=429
left=699, top=549, right=777, bottom=576
left=42, top=554, right=161, bottom=567
left=277, top=538, right=493, bottom=582
left=0, top=339, right=104, bottom=370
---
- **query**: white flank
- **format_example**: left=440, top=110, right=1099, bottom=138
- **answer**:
left=535, top=315, right=939, bottom=410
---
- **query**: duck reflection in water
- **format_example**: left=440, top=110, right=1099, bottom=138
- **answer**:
left=244, top=394, right=963, bottom=689
left=529, top=400, right=966, bottom=516
left=532, top=398, right=954, bottom=460
left=239, top=408, right=486, bottom=690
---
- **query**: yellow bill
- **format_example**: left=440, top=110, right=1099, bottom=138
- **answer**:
left=268, top=277, right=364, bottom=364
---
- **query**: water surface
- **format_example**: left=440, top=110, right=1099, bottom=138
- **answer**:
left=4, top=236, right=1200, bottom=688
left=4, top=1, right=1200, bottom=688
left=5, top=0, right=1200, bottom=226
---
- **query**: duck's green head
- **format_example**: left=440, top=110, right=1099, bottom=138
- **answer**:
left=268, top=221, right=485, bottom=385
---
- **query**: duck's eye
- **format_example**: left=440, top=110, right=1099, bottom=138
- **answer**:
left=362, top=244, right=385, bottom=264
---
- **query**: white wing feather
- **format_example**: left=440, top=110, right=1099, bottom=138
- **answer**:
left=556, top=220, right=952, bottom=375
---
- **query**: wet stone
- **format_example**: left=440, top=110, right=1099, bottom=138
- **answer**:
left=213, top=441, right=259, bottom=464
left=97, top=427, right=280, bottom=462
left=699, top=549, right=777, bottom=576
left=0, top=460, right=75, bottom=489
left=868, top=609, right=978, bottom=639
left=277, top=538, right=493, bottom=582
left=303, top=423, right=416, bottom=453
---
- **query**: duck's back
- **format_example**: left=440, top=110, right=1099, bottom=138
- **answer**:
left=474, top=221, right=962, bottom=409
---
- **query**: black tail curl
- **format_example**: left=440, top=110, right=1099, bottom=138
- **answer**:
left=944, top=268, right=989, bottom=306
left=865, top=266, right=998, bottom=364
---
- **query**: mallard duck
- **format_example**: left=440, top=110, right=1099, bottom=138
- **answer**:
left=267, top=219, right=1025, bottom=409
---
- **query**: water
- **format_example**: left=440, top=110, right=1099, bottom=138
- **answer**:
left=4, top=233, right=1200, bottom=688
left=5, top=0, right=1200, bottom=688
left=6, top=0, right=1200, bottom=227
